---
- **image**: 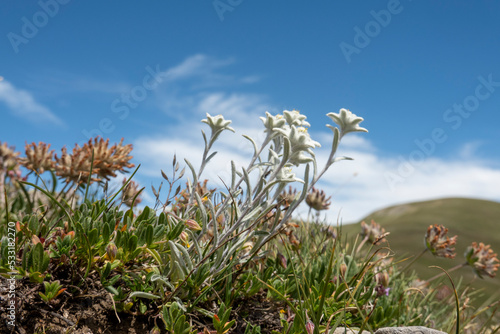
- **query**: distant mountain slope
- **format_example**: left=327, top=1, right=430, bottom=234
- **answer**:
left=342, top=198, right=500, bottom=304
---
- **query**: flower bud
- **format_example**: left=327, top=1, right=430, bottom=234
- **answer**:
left=375, top=271, right=390, bottom=287
left=185, top=219, right=202, bottom=231
left=242, top=241, right=254, bottom=254
left=375, top=284, right=391, bottom=297
left=179, top=231, right=189, bottom=247
left=106, top=243, right=118, bottom=261
left=340, top=263, right=347, bottom=277
left=305, top=320, right=315, bottom=334
left=277, top=253, right=287, bottom=269
left=149, top=327, right=161, bottom=334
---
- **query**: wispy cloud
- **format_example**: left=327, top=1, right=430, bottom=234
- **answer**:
left=133, top=92, right=269, bottom=181
left=0, top=79, right=65, bottom=126
left=131, top=55, right=500, bottom=224
left=458, top=141, right=483, bottom=160
left=161, top=54, right=234, bottom=83
left=153, top=55, right=262, bottom=119
left=27, top=70, right=131, bottom=96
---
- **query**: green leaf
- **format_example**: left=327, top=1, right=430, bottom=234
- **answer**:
left=128, top=235, right=138, bottom=253
left=145, top=224, right=154, bottom=246
left=145, top=248, right=162, bottom=267
left=101, top=262, right=112, bottom=280
left=242, top=167, right=252, bottom=204
left=129, top=291, right=160, bottom=300
left=158, top=212, right=167, bottom=226
left=162, top=304, right=171, bottom=327
left=136, top=206, right=150, bottom=222
left=29, top=271, right=44, bottom=283
left=105, top=285, right=119, bottom=295
left=168, top=220, right=185, bottom=240
left=174, top=315, right=189, bottom=334
left=151, top=274, right=175, bottom=290
left=183, top=159, right=198, bottom=190
left=139, top=301, right=147, bottom=314
left=88, top=228, right=98, bottom=245
left=103, top=164, right=141, bottom=212
left=102, top=224, right=110, bottom=243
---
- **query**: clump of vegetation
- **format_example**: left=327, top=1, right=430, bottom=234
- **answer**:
left=0, top=109, right=498, bottom=333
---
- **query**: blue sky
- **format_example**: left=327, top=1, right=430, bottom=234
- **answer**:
left=1, top=1, right=500, bottom=222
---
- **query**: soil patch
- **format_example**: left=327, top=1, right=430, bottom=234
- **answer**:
left=1, top=276, right=285, bottom=333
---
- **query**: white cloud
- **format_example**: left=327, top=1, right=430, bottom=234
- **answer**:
left=311, top=142, right=500, bottom=223
left=134, top=92, right=270, bottom=183
left=0, top=79, right=64, bottom=126
left=162, top=54, right=233, bottom=82
left=458, top=141, right=483, bottom=159
left=27, top=70, right=131, bottom=96
left=131, top=55, right=500, bottom=225
left=153, top=55, right=263, bottom=120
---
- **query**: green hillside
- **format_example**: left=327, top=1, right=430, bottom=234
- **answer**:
left=341, top=197, right=500, bottom=305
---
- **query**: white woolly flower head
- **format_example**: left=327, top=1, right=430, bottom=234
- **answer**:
left=327, top=108, right=367, bottom=136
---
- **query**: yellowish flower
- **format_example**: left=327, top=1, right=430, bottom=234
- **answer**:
left=425, top=225, right=457, bottom=258
left=122, top=178, right=142, bottom=207
left=55, top=137, right=134, bottom=185
left=0, top=141, right=20, bottom=176
left=305, top=187, right=331, bottom=211
left=361, top=220, right=388, bottom=244
left=20, top=141, right=55, bottom=174
left=465, top=242, right=499, bottom=278
left=278, top=186, right=299, bottom=209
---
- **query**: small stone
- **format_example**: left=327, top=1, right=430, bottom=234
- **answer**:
left=375, top=326, right=447, bottom=334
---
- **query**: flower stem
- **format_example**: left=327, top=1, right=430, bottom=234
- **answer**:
left=398, top=248, right=428, bottom=277
left=427, top=262, right=468, bottom=283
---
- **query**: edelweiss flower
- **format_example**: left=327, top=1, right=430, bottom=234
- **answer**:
left=20, top=142, right=55, bottom=174
left=275, top=125, right=321, bottom=166
left=275, top=166, right=301, bottom=183
left=424, top=225, right=457, bottom=258
left=260, top=111, right=286, bottom=134
left=282, top=109, right=311, bottom=127
left=464, top=242, right=499, bottom=278
left=305, top=187, right=331, bottom=211
left=202, top=113, right=235, bottom=134
left=327, top=108, right=368, bottom=136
